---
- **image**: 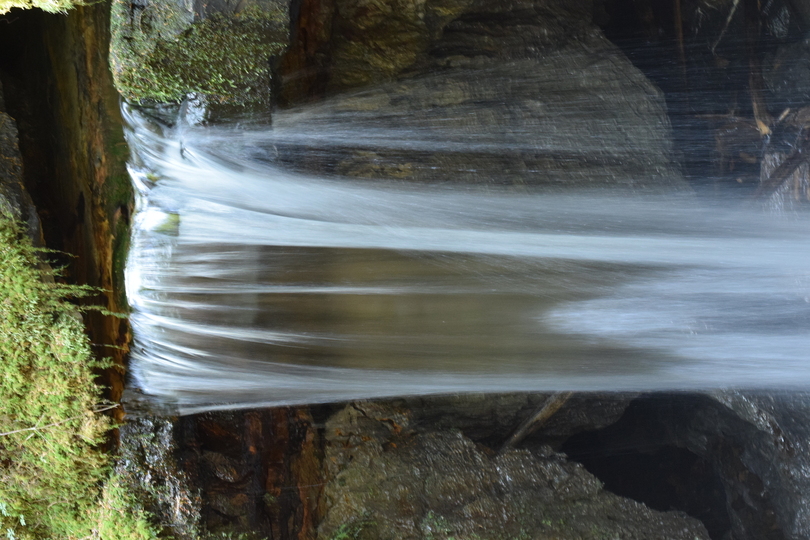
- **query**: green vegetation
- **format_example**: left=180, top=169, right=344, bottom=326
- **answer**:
left=109, top=0, right=288, bottom=104
left=329, top=520, right=374, bottom=540
left=0, top=216, right=158, bottom=539
left=0, top=0, right=87, bottom=15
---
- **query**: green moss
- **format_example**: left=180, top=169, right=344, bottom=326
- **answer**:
left=99, top=130, right=133, bottom=309
left=329, top=520, right=374, bottom=540
left=110, top=0, right=288, bottom=104
left=0, top=0, right=86, bottom=15
left=0, top=216, right=158, bottom=539
left=421, top=511, right=458, bottom=540
left=154, top=212, right=180, bottom=236
left=112, top=209, right=132, bottom=307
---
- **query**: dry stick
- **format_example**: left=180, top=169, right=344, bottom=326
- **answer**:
left=674, top=0, right=690, bottom=107
left=712, top=0, right=741, bottom=54
left=0, top=403, right=120, bottom=437
left=746, top=0, right=773, bottom=135
left=749, top=59, right=772, bottom=135
left=753, top=144, right=810, bottom=199
left=24, top=413, right=46, bottom=442
left=500, top=391, right=573, bottom=452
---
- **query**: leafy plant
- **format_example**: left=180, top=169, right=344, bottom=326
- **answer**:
left=0, top=0, right=90, bottom=15
left=0, top=216, right=157, bottom=539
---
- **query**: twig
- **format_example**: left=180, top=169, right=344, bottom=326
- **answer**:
left=500, top=392, right=572, bottom=452
left=0, top=404, right=120, bottom=437
left=746, top=0, right=773, bottom=135
left=674, top=0, right=690, bottom=104
left=712, top=0, right=741, bottom=54
left=754, top=149, right=809, bottom=199
left=24, top=414, right=46, bottom=442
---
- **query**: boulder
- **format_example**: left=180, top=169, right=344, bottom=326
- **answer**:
left=109, top=0, right=289, bottom=104
left=275, top=0, right=687, bottom=190
left=567, top=391, right=810, bottom=540
left=664, top=391, right=810, bottom=540
left=319, top=402, right=711, bottom=540
left=116, top=415, right=203, bottom=539
left=397, top=392, right=635, bottom=448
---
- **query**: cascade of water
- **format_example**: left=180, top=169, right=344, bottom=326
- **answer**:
left=123, top=102, right=810, bottom=414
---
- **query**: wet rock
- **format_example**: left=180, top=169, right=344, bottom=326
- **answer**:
left=202, top=450, right=245, bottom=483
left=757, top=146, right=810, bottom=211
left=567, top=392, right=810, bottom=540
left=791, top=0, right=810, bottom=30
left=127, top=408, right=325, bottom=539
left=0, top=83, right=42, bottom=244
left=765, top=36, right=810, bottom=112
left=754, top=104, right=810, bottom=210
left=319, top=403, right=711, bottom=540
left=328, top=0, right=466, bottom=87
left=277, top=0, right=686, bottom=190
left=0, top=110, right=26, bottom=215
left=325, top=0, right=594, bottom=92
left=662, top=392, right=810, bottom=540
left=116, top=415, right=203, bottom=539
left=109, top=0, right=289, bottom=104
left=399, top=392, right=634, bottom=447
left=208, top=492, right=252, bottom=525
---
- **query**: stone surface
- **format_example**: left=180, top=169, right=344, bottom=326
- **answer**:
left=664, top=392, right=810, bottom=540
left=116, top=415, right=204, bottom=538
left=0, top=82, right=41, bottom=243
left=398, top=392, right=634, bottom=447
left=116, top=407, right=324, bottom=539
left=319, top=402, right=711, bottom=540
left=569, top=391, right=810, bottom=540
left=324, top=0, right=593, bottom=92
left=765, top=36, right=810, bottom=112
left=276, top=0, right=686, bottom=190
left=109, top=0, right=289, bottom=103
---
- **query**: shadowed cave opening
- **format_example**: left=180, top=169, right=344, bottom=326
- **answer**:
left=559, top=396, right=734, bottom=540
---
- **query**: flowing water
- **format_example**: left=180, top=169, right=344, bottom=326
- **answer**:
left=123, top=102, right=810, bottom=414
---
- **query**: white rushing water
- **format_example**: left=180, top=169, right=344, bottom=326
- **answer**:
left=123, top=103, right=810, bottom=414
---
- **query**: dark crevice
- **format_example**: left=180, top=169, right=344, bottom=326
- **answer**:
left=597, top=0, right=804, bottom=193
left=560, top=396, right=733, bottom=540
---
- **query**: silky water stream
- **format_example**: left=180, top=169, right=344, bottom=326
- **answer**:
left=123, top=98, right=810, bottom=415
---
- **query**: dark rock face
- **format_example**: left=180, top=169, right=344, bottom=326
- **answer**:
left=398, top=392, right=634, bottom=447
left=116, top=416, right=203, bottom=538
left=323, top=0, right=594, bottom=92
left=318, top=402, right=711, bottom=540
left=763, top=34, right=810, bottom=210
left=275, top=0, right=687, bottom=190
left=117, top=407, right=325, bottom=540
left=766, top=37, right=810, bottom=111
left=665, top=392, right=810, bottom=540
left=562, top=392, right=810, bottom=540
left=0, top=82, right=41, bottom=243
left=109, top=0, right=289, bottom=103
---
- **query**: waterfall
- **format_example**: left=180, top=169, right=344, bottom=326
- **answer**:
left=123, top=101, right=810, bottom=414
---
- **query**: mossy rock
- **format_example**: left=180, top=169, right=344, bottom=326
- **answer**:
left=319, top=404, right=711, bottom=540
left=110, top=0, right=289, bottom=104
